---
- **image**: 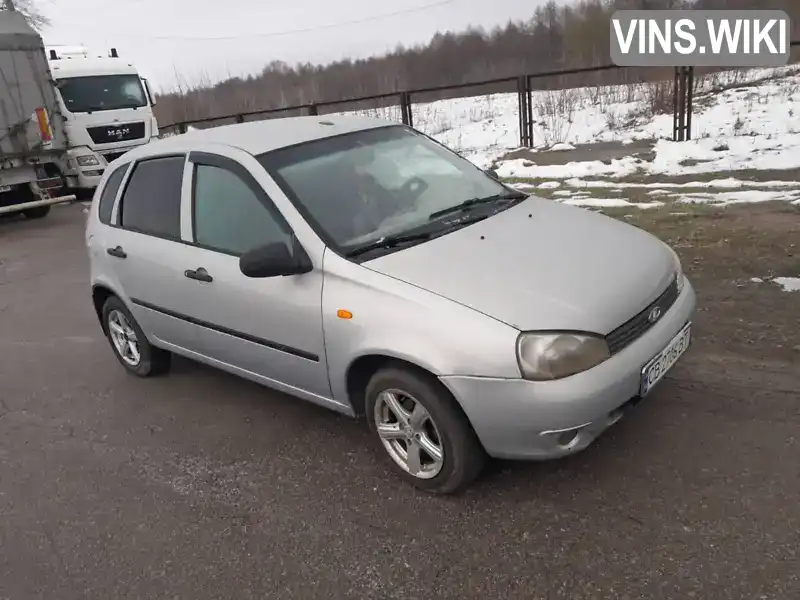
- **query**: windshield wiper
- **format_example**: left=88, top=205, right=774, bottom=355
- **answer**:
left=345, top=230, right=434, bottom=258
left=428, top=190, right=527, bottom=221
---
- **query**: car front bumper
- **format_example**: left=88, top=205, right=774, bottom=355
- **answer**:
left=440, top=276, right=697, bottom=460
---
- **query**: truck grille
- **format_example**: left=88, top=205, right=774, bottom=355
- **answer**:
left=605, top=277, right=679, bottom=355
left=87, top=122, right=146, bottom=145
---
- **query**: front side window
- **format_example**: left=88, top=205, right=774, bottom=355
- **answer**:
left=119, top=156, right=184, bottom=239
left=57, top=74, right=148, bottom=113
left=98, top=164, right=128, bottom=224
left=258, top=125, right=511, bottom=253
left=193, top=163, right=290, bottom=256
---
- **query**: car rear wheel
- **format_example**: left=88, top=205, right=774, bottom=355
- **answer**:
left=365, top=365, right=486, bottom=494
left=102, top=296, right=171, bottom=377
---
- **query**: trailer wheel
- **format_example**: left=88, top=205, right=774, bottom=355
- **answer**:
left=23, top=205, right=51, bottom=219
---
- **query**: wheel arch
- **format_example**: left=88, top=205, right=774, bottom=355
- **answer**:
left=91, top=283, right=119, bottom=329
left=345, top=353, right=473, bottom=428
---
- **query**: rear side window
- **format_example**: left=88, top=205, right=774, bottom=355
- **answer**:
left=119, top=155, right=184, bottom=239
left=97, top=164, right=127, bottom=224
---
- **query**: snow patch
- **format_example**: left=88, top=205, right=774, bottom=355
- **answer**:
left=562, top=198, right=664, bottom=209
left=773, top=277, right=800, bottom=292
left=567, top=178, right=800, bottom=190
left=678, top=190, right=799, bottom=206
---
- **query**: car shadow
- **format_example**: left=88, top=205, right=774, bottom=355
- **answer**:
left=164, top=353, right=678, bottom=500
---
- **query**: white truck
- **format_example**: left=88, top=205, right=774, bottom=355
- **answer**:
left=46, top=44, right=160, bottom=196
left=1, top=10, right=159, bottom=219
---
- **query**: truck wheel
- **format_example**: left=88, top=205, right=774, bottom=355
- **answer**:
left=23, top=205, right=51, bottom=219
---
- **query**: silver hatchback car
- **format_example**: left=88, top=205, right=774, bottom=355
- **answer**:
left=86, top=115, right=696, bottom=494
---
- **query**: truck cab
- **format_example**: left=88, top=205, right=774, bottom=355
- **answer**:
left=47, top=46, right=159, bottom=194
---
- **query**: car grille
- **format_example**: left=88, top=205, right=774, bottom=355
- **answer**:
left=87, top=121, right=146, bottom=144
left=605, top=277, right=680, bottom=355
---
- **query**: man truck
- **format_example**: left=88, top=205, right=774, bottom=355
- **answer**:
left=46, top=44, right=160, bottom=196
left=1, top=10, right=159, bottom=220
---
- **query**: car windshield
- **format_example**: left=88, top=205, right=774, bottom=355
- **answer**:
left=57, top=74, right=148, bottom=113
left=258, top=125, right=514, bottom=254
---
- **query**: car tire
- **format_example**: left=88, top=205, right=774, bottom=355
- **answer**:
left=365, top=365, right=486, bottom=495
left=22, top=205, right=51, bottom=219
left=101, top=295, right=171, bottom=377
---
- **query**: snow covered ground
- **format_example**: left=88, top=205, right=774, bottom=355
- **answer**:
left=179, top=63, right=800, bottom=209
left=330, top=63, right=800, bottom=172
left=332, top=63, right=800, bottom=208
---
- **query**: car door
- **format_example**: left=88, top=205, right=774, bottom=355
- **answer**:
left=175, top=150, right=331, bottom=399
left=103, top=153, right=203, bottom=353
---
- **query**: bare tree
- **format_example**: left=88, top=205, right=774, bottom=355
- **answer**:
left=1, top=0, right=50, bottom=31
left=152, top=0, right=800, bottom=127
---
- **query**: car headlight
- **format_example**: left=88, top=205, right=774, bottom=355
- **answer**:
left=77, top=154, right=100, bottom=167
left=516, top=332, right=611, bottom=381
left=667, top=245, right=684, bottom=294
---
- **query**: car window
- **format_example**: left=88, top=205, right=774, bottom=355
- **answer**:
left=119, top=155, right=184, bottom=239
left=259, top=126, right=507, bottom=250
left=97, top=164, right=127, bottom=224
left=193, top=163, right=290, bottom=256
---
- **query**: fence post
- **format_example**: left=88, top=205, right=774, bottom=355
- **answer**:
left=679, top=67, right=687, bottom=142
left=526, top=75, right=533, bottom=147
left=672, top=66, right=691, bottom=142
left=399, top=92, right=414, bottom=128
left=685, top=67, right=694, bottom=141
left=672, top=68, right=679, bottom=141
left=400, top=92, right=414, bottom=127
left=672, top=67, right=694, bottom=142
left=517, top=75, right=532, bottom=147
left=308, top=103, right=318, bottom=116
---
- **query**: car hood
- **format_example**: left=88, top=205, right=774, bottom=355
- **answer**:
left=362, top=197, right=676, bottom=334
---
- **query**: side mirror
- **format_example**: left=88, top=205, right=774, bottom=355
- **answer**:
left=239, top=238, right=312, bottom=278
left=485, top=168, right=500, bottom=180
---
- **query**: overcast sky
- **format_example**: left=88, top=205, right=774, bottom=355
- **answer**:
left=37, top=0, right=542, bottom=91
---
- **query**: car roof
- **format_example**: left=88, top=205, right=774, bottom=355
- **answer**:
left=122, top=114, right=400, bottom=162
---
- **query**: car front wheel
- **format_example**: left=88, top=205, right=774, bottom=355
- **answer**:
left=365, top=365, right=486, bottom=494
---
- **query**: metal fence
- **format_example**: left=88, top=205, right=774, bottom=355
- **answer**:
left=159, top=40, right=800, bottom=147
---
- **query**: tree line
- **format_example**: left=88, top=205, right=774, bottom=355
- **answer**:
left=148, top=0, right=799, bottom=126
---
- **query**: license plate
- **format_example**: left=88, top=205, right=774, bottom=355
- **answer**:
left=0, top=185, right=11, bottom=193
left=640, top=322, right=691, bottom=396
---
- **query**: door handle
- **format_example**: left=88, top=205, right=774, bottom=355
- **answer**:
left=184, top=267, right=213, bottom=283
left=107, top=246, right=127, bottom=259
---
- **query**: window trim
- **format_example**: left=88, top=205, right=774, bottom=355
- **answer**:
left=98, top=163, right=131, bottom=225
left=113, top=153, right=188, bottom=242
left=186, top=151, right=296, bottom=258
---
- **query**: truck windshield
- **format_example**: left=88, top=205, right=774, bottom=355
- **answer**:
left=57, top=74, right=148, bottom=113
